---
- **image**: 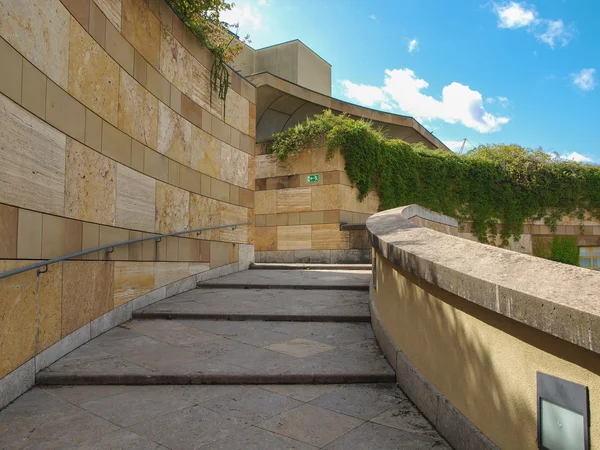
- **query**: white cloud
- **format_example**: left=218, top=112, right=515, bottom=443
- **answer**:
left=368, top=14, right=377, bottom=21
left=562, top=152, right=592, bottom=163
left=221, top=2, right=263, bottom=31
left=486, top=97, right=495, bottom=104
left=494, top=2, right=537, bottom=29
left=497, top=96, right=510, bottom=107
left=572, top=68, right=597, bottom=92
left=408, top=39, right=419, bottom=53
left=443, top=140, right=472, bottom=153
left=537, top=19, right=573, bottom=48
left=341, top=69, right=510, bottom=133
left=493, top=3, right=575, bottom=48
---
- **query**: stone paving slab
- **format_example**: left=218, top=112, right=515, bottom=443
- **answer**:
left=197, top=269, right=371, bottom=290
left=250, top=263, right=372, bottom=271
left=0, top=384, right=450, bottom=449
left=37, top=320, right=394, bottom=385
left=134, top=288, right=370, bottom=322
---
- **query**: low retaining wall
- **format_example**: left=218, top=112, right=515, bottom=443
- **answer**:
left=367, top=205, right=600, bottom=450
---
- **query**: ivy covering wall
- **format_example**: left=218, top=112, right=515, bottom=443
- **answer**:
left=267, top=110, right=600, bottom=245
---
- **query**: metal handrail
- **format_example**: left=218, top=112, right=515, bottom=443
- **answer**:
left=0, top=222, right=252, bottom=280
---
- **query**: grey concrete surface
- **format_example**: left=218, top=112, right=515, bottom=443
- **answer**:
left=0, top=384, right=449, bottom=449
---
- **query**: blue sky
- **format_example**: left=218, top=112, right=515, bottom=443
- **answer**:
left=223, top=0, right=599, bottom=162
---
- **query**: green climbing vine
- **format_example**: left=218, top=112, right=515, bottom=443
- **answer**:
left=164, top=0, right=250, bottom=107
left=266, top=110, right=600, bottom=246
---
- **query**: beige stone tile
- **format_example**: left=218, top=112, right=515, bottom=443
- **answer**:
left=37, top=261, right=62, bottom=352
left=89, top=0, right=107, bottom=47
left=218, top=203, right=248, bottom=243
left=311, top=147, right=339, bottom=173
left=157, top=102, right=191, bottom=165
left=248, top=103, right=256, bottom=138
left=0, top=0, right=70, bottom=89
left=247, top=155, right=256, bottom=190
left=122, top=0, right=160, bottom=67
left=367, top=191, right=380, bottom=213
left=61, top=0, right=90, bottom=30
left=178, top=238, right=200, bottom=262
left=312, top=185, right=339, bottom=211
left=323, top=210, right=341, bottom=224
left=224, top=89, right=249, bottom=135
left=128, top=230, right=143, bottom=260
left=191, top=58, right=211, bottom=110
left=17, top=209, right=42, bottom=259
left=0, top=37, right=23, bottom=104
left=168, top=159, right=180, bottom=185
left=201, top=107, right=212, bottom=134
left=144, top=146, right=169, bottom=182
left=211, top=116, right=230, bottom=143
left=312, top=224, right=349, bottom=250
left=82, top=222, right=100, bottom=260
left=0, top=94, right=66, bottom=216
left=181, top=93, right=203, bottom=128
left=189, top=194, right=219, bottom=240
left=0, top=203, right=18, bottom=258
left=118, top=70, right=158, bottom=149
left=323, top=171, right=340, bottom=185
left=65, top=139, right=117, bottom=225
left=230, top=185, right=240, bottom=205
left=264, top=338, right=335, bottom=358
left=277, top=225, right=311, bottom=251
left=179, top=166, right=201, bottom=193
left=200, top=173, right=211, bottom=197
left=105, top=20, right=134, bottom=75
left=41, top=214, right=83, bottom=259
left=267, top=213, right=288, bottom=227
left=68, top=16, right=120, bottom=125
left=300, top=211, right=324, bottom=225
left=220, top=143, right=249, bottom=188
left=46, top=80, right=86, bottom=142
left=146, top=64, right=170, bottom=105
left=133, top=50, right=147, bottom=86
left=92, top=0, right=121, bottom=31
left=154, top=261, right=189, bottom=288
left=141, top=232, right=158, bottom=261
left=189, top=262, right=210, bottom=275
left=113, top=261, right=155, bottom=306
left=102, top=121, right=132, bottom=166
left=211, top=178, right=230, bottom=202
left=170, top=84, right=182, bottom=114
left=21, top=59, right=46, bottom=119
left=62, top=261, right=114, bottom=336
left=85, top=109, right=103, bottom=152
left=159, top=30, right=192, bottom=98
left=210, top=241, right=232, bottom=268
left=239, top=188, right=254, bottom=209
left=99, top=225, right=129, bottom=260
left=155, top=182, right=190, bottom=233
left=277, top=188, right=312, bottom=213
left=288, top=212, right=299, bottom=226
left=255, top=226, right=277, bottom=251
left=130, top=140, right=145, bottom=172
left=199, top=240, right=211, bottom=262
left=191, top=127, right=221, bottom=178
left=255, top=190, right=277, bottom=215
left=0, top=261, right=37, bottom=377
left=116, top=164, right=156, bottom=232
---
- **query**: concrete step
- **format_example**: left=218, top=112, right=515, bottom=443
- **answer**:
left=250, top=263, right=372, bottom=271
left=37, top=319, right=395, bottom=386
left=197, top=269, right=371, bottom=291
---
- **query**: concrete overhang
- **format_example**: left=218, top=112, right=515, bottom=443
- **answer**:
left=247, top=71, right=450, bottom=152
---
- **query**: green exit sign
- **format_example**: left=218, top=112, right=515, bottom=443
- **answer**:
left=307, top=174, right=320, bottom=183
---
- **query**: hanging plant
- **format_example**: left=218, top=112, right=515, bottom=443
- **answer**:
left=163, top=0, right=250, bottom=107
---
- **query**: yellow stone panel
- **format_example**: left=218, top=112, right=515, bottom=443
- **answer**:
left=37, top=262, right=63, bottom=352
left=156, top=181, right=190, bottom=233
left=65, top=139, right=117, bottom=225
left=220, top=143, right=249, bottom=188
left=159, top=30, right=193, bottom=98
left=312, top=224, right=349, bottom=250
left=0, top=93, right=66, bottom=216
left=311, top=185, right=339, bottom=211
left=255, top=226, right=277, bottom=251
left=154, top=262, right=189, bottom=288
left=122, top=0, right=160, bottom=67
left=62, top=261, right=114, bottom=337
left=219, top=203, right=248, bottom=243
left=116, top=164, right=156, bottom=232
left=255, top=152, right=312, bottom=179
left=0, top=261, right=37, bottom=377
left=225, top=89, right=249, bottom=134
left=277, top=188, right=312, bottom=213
left=255, top=190, right=277, bottom=215
left=68, top=16, right=120, bottom=125
left=157, top=102, right=191, bottom=166
left=367, top=191, right=380, bottom=213
left=311, top=148, right=339, bottom=173
left=277, top=225, right=311, bottom=251
left=191, top=127, right=221, bottom=178
left=118, top=69, right=158, bottom=149
left=189, top=194, right=219, bottom=240
left=0, top=0, right=70, bottom=89
left=113, top=261, right=155, bottom=306
left=191, top=58, right=211, bottom=110
left=92, top=0, right=122, bottom=31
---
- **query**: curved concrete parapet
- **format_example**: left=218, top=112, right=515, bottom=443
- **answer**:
left=367, top=205, right=600, bottom=449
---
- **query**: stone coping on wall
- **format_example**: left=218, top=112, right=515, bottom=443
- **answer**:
left=366, top=205, right=600, bottom=354
left=246, top=71, right=449, bottom=151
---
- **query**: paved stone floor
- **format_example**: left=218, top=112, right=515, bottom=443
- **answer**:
left=0, top=384, right=450, bottom=449
left=1, top=268, right=450, bottom=448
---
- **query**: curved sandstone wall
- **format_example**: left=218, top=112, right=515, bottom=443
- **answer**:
left=368, top=205, right=600, bottom=449
left=0, top=0, right=255, bottom=406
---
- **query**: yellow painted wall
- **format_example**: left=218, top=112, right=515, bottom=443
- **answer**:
left=373, top=253, right=600, bottom=449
